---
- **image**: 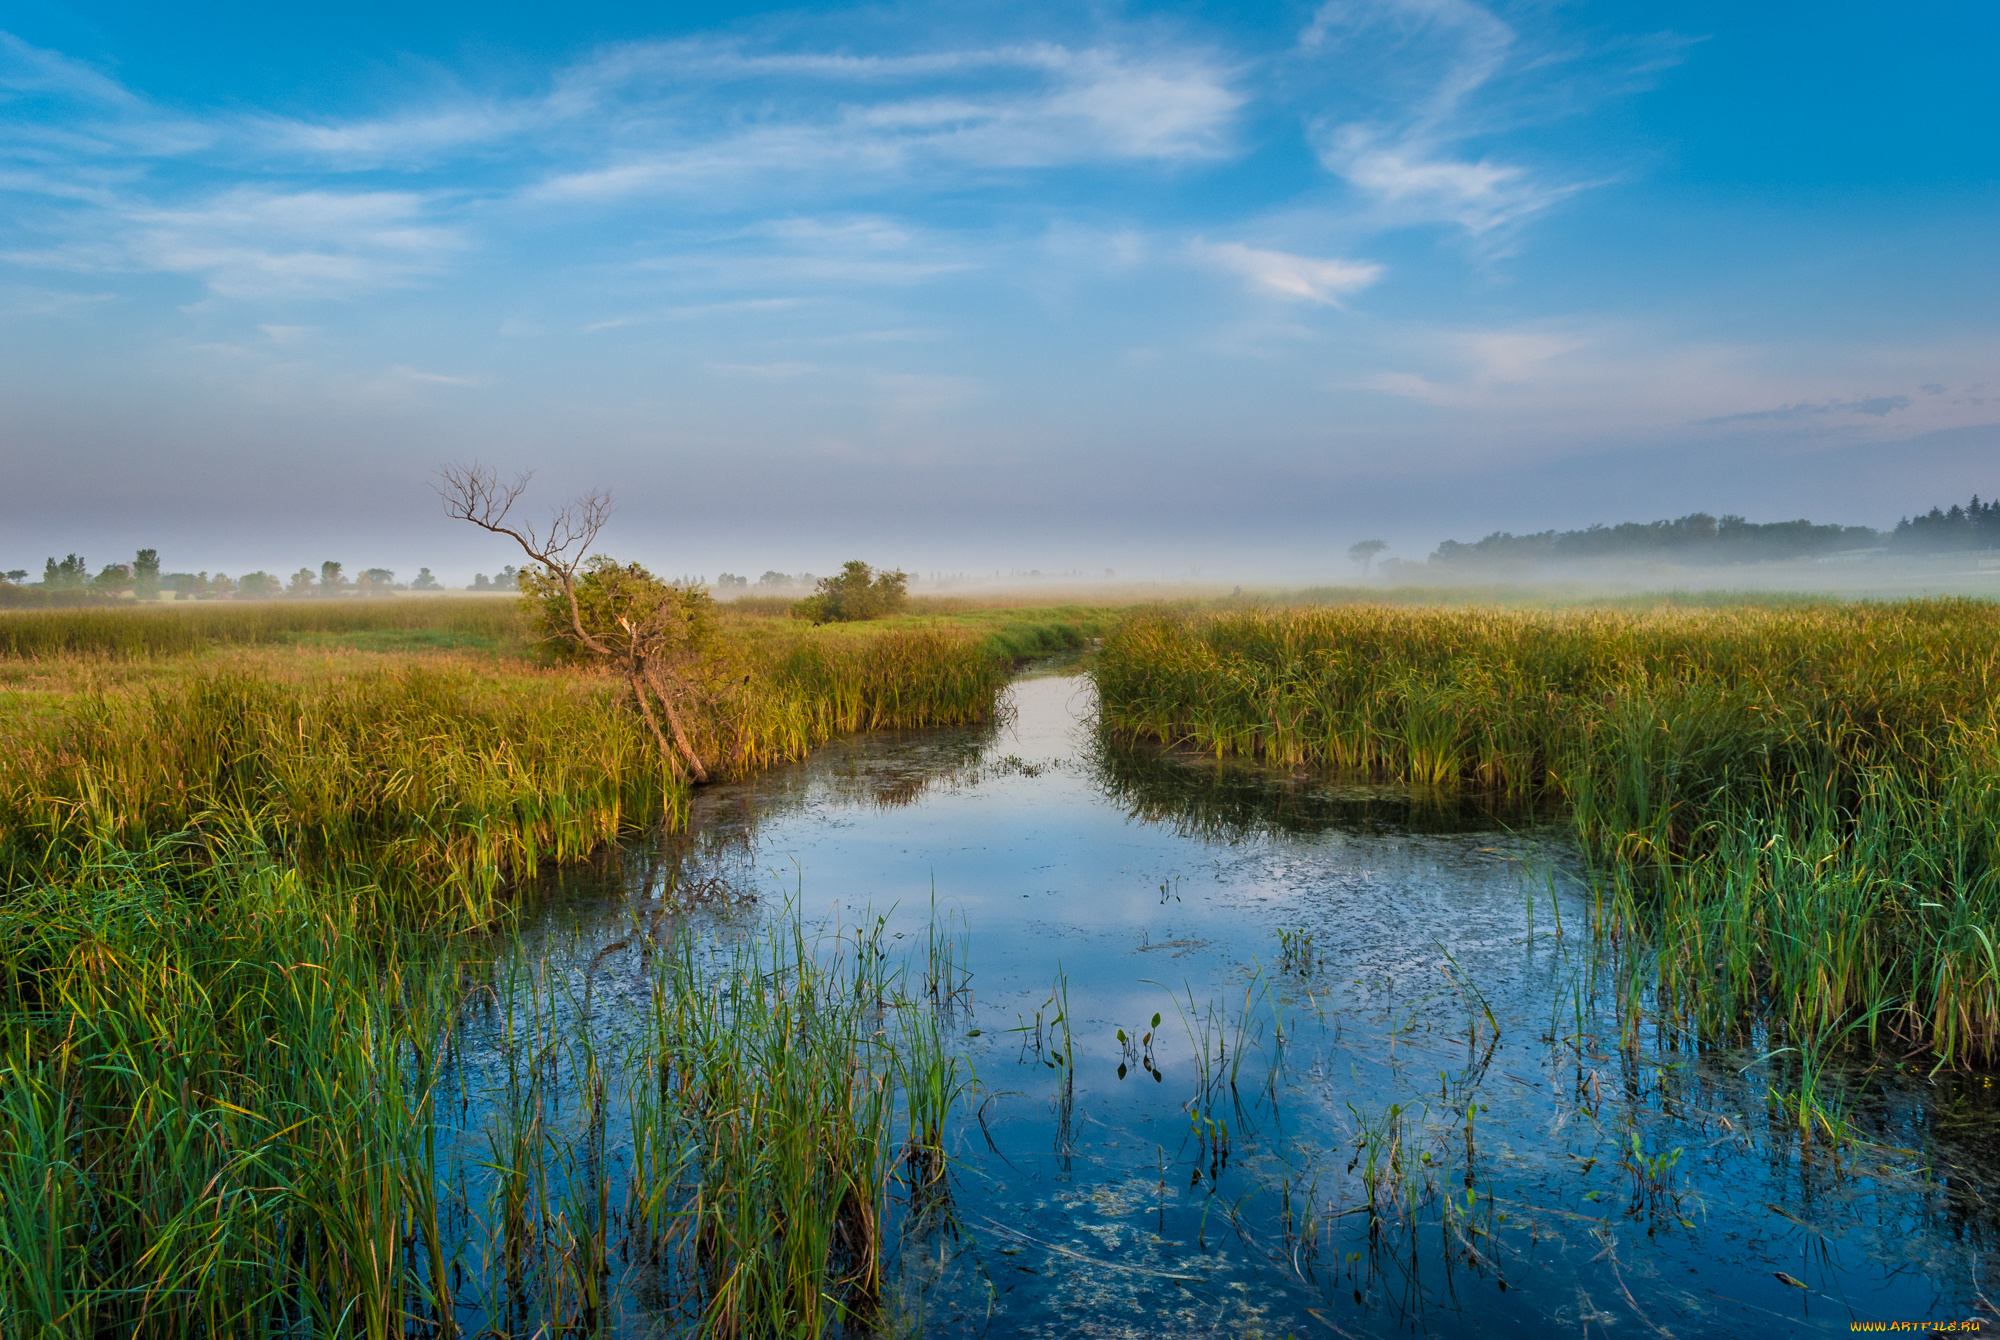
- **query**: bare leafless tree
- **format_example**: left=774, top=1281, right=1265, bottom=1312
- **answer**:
left=435, top=461, right=710, bottom=781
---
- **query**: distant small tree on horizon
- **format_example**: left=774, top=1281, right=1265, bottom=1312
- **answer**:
left=134, top=548, right=160, bottom=600
left=43, top=555, right=88, bottom=590
left=92, top=563, right=134, bottom=595
left=1348, top=539, right=1389, bottom=577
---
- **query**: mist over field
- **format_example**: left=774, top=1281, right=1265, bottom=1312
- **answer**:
left=11, top=8, right=2000, bottom=1335
left=2, top=0, right=1995, bottom=585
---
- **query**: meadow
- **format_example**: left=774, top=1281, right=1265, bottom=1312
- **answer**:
left=8, top=587, right=1995, bottom=1332
left=0, top=595, right=1030, bottom=1335
left=1094, top=599, right=2000, bottom=1072
left=0, top=597, right=1109, bottom=920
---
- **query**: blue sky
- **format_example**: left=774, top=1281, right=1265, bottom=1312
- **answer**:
left=2, top=0, right=1995, bottom=581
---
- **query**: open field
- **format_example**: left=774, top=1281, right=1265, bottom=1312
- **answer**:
left=0, top=593, right=1120, bottom=662
left=0, top=597, right=1005, bottom=1334
left=1095, top=598, right=2000, bottom=1069
left=0, top=598, right=1037, bottom=923
left=7, top=589, right=1997, bottom=1331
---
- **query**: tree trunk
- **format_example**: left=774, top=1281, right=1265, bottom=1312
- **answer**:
left=628, top=672, right=686, bottom=781
left=641, top=662, right=709, bottom=782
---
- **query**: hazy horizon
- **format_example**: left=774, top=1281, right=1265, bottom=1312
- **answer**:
left=4, top=1, right=1995, bottom=583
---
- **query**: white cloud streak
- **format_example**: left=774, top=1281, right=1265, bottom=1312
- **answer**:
left=527, top=42, right=1243, bottom=204
left=1295, top=0, right=1668, bottom=237
left=0, top=27, right=1245, bottom=299
left=1193, top=240, right=1381, bottom=303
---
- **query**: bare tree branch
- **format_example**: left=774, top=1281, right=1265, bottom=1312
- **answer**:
left=434, top=460, right=613, bottom=656
left=435, top=459, right=720, bottom=788
left=641, top=662, right=710, bottom=782
left=630, top=680, right=685, bottom=782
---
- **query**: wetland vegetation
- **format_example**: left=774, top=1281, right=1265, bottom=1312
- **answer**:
left=0, top=591, right=1042, bottom=1334
left=1095, top=599, right=2000, bottom=1071
left=1, top=587, right=1995, bottom=1335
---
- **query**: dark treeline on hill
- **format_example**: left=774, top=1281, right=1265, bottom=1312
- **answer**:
left=1426, top=493, right=2000, bottom=569
left=1891, top=496, right=2000, bottom=553
left=1428, top=513, right=1879, bottom=567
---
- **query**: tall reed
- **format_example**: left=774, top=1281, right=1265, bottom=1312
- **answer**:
left=0, top=845, right=970, bottom=1336
left=0, top=846, right=461, bottom=1335
left=2, top=626, right=1006, bottom=921
left=1093, top=600, right=2000, bottom=1065
left=0, top=598, right=525, bottom=660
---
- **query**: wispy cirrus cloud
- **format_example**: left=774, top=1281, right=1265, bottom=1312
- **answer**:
left=527, top=40, right=1243, bottom=204
left=1293, top=0, right=1684, bottom=239
left=0, top=32, right=212, bottom=158
left=1192, top=240, right=1381, bottom=303
left=1350, top=323, right=1999, bottom=463
left=4, top=185, right=464, bottom=297
left=0, top=26, right=1246, bottom=301
left=1694, top=395, right=1914, bottom=425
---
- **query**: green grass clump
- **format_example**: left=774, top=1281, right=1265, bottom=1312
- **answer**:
left=0, top=598, right=527, bottom=660
left=1, top=612, right=1007, bottom=921
left=0, top=850, right=463, bottom=1335
left=0, top=847, right=965, bottom=1337
left=629, top=914, right=967, bottom=1336
left=0, top=662, right=673, bottom=922
left=1093, top=599, right=2000, bottom=1066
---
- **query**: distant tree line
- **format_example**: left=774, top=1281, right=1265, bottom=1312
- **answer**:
left=468, top=566, right=518, bottom=591
left=0, top=551, right=465, bottom=606
left=1427, top=512, right=1879, bottom=567
left=3, top=548, right=909, bottom=613
left=1890, top=495, right=2000, bottom=553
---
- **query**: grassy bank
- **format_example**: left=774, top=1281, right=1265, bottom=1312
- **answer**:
left=0, top=597, right=528, bottom=659
left=1094, top=600, right=2000, bottom=1067
left=0, top=596, right=997, bottom=1332
left=0, top=602, right=1008, bottom=923
left=0, top=594, right=1120, bottom=664
left=0, top=849, right=963, bottom=1336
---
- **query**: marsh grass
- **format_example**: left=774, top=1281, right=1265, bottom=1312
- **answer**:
left=0, top=841, right=971, bottom=1337
left=0, top=594, right=1116, bottom=666
left=0, top=598, right=527, bottom=660
left=1094, top=600, right=2000, bottom=1066
left=0, top=599, right=1007, bottom=1331
left=1, top=621, right=1005, bottom=920
left=0, top=847, right=460, bottom=1336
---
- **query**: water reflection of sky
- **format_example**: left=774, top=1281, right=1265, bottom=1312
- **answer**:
left=507, top=668, right=2000, bottom=1337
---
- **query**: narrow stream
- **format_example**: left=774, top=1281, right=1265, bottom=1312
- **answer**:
left=493, top=665, right=1999, bottom=1337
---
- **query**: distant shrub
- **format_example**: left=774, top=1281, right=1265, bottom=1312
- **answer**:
left=792, top=561, right=909, bottom=623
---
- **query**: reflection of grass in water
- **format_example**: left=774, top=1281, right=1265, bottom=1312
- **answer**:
left=1089, top=730, right=1540, bottom=845
left=1096, top=601, right=2000, bottom=1070
left=0, top=840, right=974, bottom=1336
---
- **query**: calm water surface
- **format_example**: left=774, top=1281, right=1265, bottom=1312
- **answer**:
left=496, top=667, right=1999, bottom=1337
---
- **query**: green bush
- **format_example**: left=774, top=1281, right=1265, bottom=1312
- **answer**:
left=517, top=556, right=715, bottom=661
left=792, top=560, right=909, bottom=622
